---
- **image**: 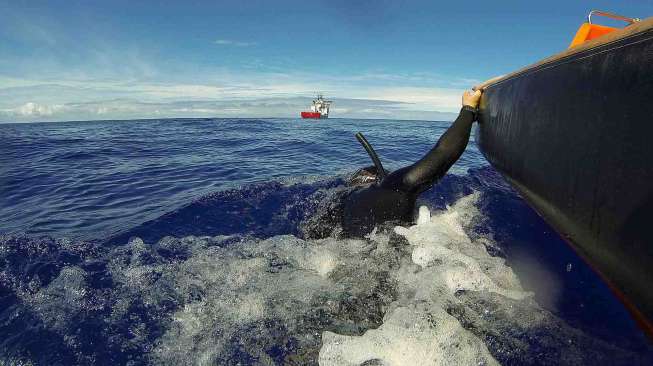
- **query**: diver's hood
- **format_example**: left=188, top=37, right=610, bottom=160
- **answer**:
left=349, top=165, right=384, bottom=187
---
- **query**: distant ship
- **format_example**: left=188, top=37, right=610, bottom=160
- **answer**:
left=301, top=94, right=332, bottom=119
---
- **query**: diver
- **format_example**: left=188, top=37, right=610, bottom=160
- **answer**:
left=302, top=88, right=483, bottom=238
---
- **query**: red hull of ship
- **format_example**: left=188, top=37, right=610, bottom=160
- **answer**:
left=301, top=112, right=324, bottom=119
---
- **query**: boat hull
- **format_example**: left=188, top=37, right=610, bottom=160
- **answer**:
left=476, top=19, right=653, bottom=334
left=301, top=112, right=326, bottom=119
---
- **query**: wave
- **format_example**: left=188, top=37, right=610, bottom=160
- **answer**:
left=1, top=167, right=651, bottom=365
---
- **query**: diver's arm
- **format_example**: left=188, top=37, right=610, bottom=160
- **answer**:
left=381, top=90, right=482, bottom=194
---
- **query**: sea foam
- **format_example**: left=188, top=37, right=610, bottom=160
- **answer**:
left=319, top=193, right=519, bottom=365
left=3, top=193, right=644, bottom=365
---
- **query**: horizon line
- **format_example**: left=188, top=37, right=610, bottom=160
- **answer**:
left=0, top=115, right=457, bottom=125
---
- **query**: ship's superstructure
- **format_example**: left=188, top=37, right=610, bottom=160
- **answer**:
left=301, top=94, right=332, bottom=119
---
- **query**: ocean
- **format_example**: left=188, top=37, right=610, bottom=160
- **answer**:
left=1, top=118, right=651, bottom=365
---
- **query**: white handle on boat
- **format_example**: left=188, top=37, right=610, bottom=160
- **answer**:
left=588, top=10, right=641, bottom=25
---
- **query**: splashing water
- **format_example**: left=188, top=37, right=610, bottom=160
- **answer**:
left=2, top=118, right=651, bottom=365
left=2, top=191, right=648, bottom=365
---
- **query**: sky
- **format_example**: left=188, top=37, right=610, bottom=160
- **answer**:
left=1, top=0, right=651, bottom=122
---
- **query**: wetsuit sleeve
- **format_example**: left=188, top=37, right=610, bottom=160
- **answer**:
left=381, top=108, right=476, bottom=194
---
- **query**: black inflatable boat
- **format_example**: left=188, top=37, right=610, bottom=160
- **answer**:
left=475, top=12, right=653, bottom=335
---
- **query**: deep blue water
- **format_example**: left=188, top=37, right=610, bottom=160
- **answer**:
left=0, top=118, right=651, bottom=365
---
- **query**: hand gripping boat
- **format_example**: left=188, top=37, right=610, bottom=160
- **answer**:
left=475, top=11, right=653, bottom=336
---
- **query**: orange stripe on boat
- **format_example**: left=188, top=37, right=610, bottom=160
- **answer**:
left=569, top=23, right=619, bottom=47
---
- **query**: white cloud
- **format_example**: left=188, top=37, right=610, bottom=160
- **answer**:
left=214, top=39, right=257, bottom=47
left=0, top=96, right=457, bottom=123
left=12, top=102, right=64, bottom=116
left=0, top=5, right=479, bottom=123
left=361, top=87, right=462, bottom=111
left=0, top=67, right=469, bottom=122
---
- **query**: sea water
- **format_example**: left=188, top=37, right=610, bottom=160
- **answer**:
left=1, top=118, right=651, bottom=365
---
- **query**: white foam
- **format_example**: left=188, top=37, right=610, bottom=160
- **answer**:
left=6, top=192, right=644, bottom=364
left=21, top=266, right=89, bottom=331
left=141, top=192, right=539, bottom=364
left=318, top=193, right=530, bottom=365
left=417, top=205, right=431, bottom=225
left=320, top=305, right=498, bottom=366
left=149, top=235, right=368, bottom=364
left=403, top=195, right=528, bottom=300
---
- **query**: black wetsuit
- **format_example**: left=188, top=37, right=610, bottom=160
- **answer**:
left=341, top=107, right=477, bottom=236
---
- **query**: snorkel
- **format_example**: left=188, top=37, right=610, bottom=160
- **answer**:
left=354, top=132, right=387, bottom=181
